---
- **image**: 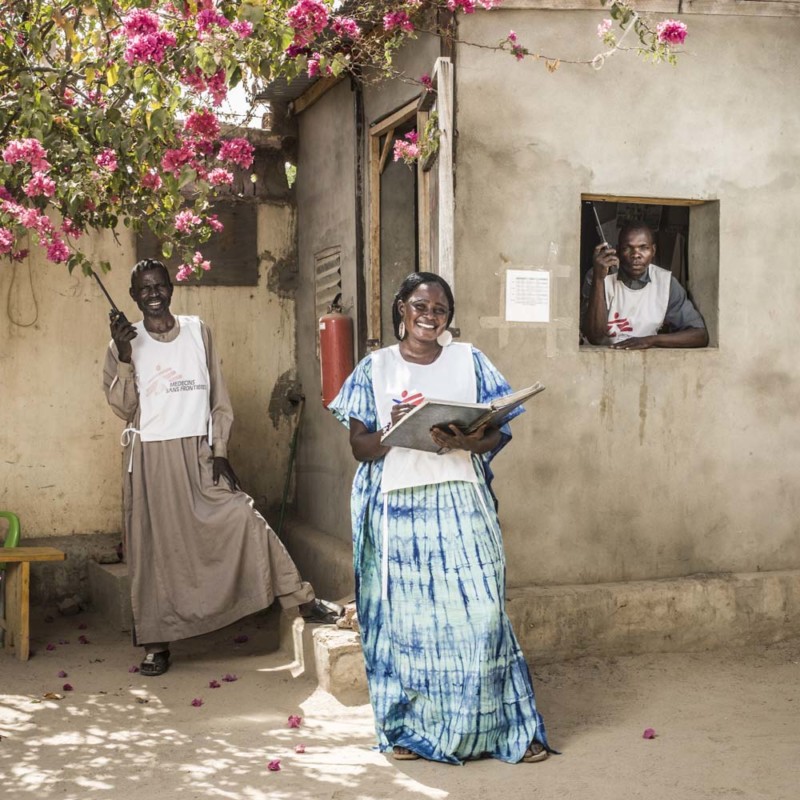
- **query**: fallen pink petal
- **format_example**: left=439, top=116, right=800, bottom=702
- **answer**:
left=287, top=714, right=302, bottom=728
left=78, top=623, right=88, bottom=630
left=233, top=634, right=249, bottom=644
left=222, top=673, right=238, bottom=682
left=267, top=759, right=281, bottom=771
left=643, top=727, right=657, bottom=739
left=58, top=639, right=69, bottom=645
left=62, top=683, right=73, bottom=691
left=57, top=670, right=68, bottom=678
left=78, top=635, right=90, bottom=644
left=209, top=680, right=221, bottom=688
left=128, top=665, right=140, bottom=673
left=46, top=643, right=56, bottom=651
left=191, top=698, right=204, bottom=707
left=294, top=744, right=306, bottom=754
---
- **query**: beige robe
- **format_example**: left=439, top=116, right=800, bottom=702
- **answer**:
left=103, top=319, right=313, bottom=645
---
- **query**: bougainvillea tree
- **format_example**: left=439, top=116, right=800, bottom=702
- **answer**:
left=0, top=0, right=687, bottom=279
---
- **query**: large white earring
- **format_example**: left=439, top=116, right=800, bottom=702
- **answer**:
left=437, top=329, right=453, bottom=347
left=398, top=321, right=406, bottom=340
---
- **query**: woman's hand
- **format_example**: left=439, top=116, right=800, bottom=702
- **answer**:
left=430, top=424, right=501, bottom=455
left=213, top=456, right=241, bottom=491
left=390, top=402, right=416, bottom=427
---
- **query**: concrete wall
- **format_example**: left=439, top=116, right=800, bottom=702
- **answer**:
left=293, top=79, right=360, bottom=546
left=0, top=167, right=298, bottom=544
left=453, top=10, right=800, bottom=587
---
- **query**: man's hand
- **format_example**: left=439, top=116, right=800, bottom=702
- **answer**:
left=612, top=336, right=656, bottom=350
left=213, top=457, right=241, bottom=491
left=110, top=313, right=137, bottom=364
left=592, top=243, right=619, bottom=279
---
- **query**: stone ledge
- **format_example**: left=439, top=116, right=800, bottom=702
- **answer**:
left=509, top=569, right=800, bottom=663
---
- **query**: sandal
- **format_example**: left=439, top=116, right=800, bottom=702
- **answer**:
left=140, top=650, right=170, bottom=677
left=392, top=747, right=420, bottom=761
left=301, top=599, right=344, bottom=625
left=521, top=742, right=549, bottom=763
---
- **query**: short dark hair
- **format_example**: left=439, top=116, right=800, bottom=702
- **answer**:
left=618, top=223, right=655, bottom=246
left=130, top=258, right=171, bottom=288
left=391, top=271, right=455, bottom=340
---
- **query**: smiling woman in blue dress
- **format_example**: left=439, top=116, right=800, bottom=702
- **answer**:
left=329, top=272, right=551, bottom=764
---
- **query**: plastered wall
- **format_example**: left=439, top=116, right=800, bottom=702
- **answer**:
left=0, top=202, right=297, bottom=536
left=453, top=10, right=800, bottom=586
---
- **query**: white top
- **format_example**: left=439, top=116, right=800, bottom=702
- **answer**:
left=604, top=264, right=672, bottom=342
left=371, top=343, right=479, bottom=493
left=130, top=315, right=212, bottom=443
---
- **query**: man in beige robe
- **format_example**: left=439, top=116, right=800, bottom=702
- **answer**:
left=103, top=259, right=338, bottom=676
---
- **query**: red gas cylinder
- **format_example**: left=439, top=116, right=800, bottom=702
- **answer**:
left=319, top=294, right=354, bottom=408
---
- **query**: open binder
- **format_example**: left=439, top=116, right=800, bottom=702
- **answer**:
left=381, top=383, right=545, bottom=453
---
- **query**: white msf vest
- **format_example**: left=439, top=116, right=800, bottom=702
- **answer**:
left=371, top=343, right=479, bottom=494
left=604, top=264, right=672, bottom=343
left=130, top=316, right=211, bottom=442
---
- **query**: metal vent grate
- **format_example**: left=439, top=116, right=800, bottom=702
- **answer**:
left=314, top=247, right=342, bottom=319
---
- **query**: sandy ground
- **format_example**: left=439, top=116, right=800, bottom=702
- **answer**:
left=1, top=608, right=799, bottom=800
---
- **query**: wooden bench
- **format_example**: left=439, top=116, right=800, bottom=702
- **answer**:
left=0, top=547, right=66, bottom=661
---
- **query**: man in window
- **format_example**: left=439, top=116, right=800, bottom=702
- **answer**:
left=581, top=224, right=708, bottom=349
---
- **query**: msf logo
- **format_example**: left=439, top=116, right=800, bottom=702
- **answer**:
left=607, top=312, right=633, bottom=338
left=145, top=365, right=183, bottom=397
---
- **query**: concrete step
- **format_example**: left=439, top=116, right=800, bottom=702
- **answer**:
left=278, top=608, right=368, bottom=706
left=87, top=559, right=369, bottom=705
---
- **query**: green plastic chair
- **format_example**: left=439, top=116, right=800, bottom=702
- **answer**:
left=0, top=511, right=20, bottom=646
left=0, top=511, right=20, bottom=567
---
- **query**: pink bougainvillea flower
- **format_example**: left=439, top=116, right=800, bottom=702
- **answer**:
left=222, top=673, right=238, bottom=683
left=46, top=237, right=70, bottom=264
left=232, top=20, right=253, bottom=39
left=24, top=172, right=56, bottom=198
left=267, top=759, right=281, bottom=771
left=332, top=16, right=360, bottom=39
left=62, top=683, right=73, bottom=691
left=643, top=727, right=657, bottom=739
left=233, top=634, right=249, bottom=644
left=124, top=31, right=177, bottom=66
left=209, top=679, right=221, bottom=688
left=95, top=149, right=118, bottom=172
left=176, top=264, right=194, bottom=282
left=206, top=214, right=224, bottom=233
left=2, top=138, right=50, bottom=172
left=57, top=670, right=68, bottom=678
left=174, top=209, right=202, bottom=233
left=383, top=11, right=413, bottom=33
left=420, top=73, right=433, bottom=90
left=286, top=0, right=329, bottom=47
left=141, top=169, right=162, bottom=191
left=184, top=109, right=221, bottom=141
left=46, top=643, right=56, bottom=651
left=78, top=634, right=90, bottom=644
left=123, top=8, right=159, bottom=37
left=447, top=0, right=476, bottom=13
left=61, top=218, right=83, bottom=239
left=128, top=665, right=140, bottom=673
left=597, top=18, right=613, bottom=38
left=656, top=19, right=687, bottom=46
left=208, top=168, right=234, bottom=187
left=287, top=714, right=302, bottom=728
left=218, top=138, right=255, bottom=169
left=191, top=698, right=204, bottom=707
left=294, top=743, right=306, bottom=754
left=196, top=8, right=230, bottom=36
